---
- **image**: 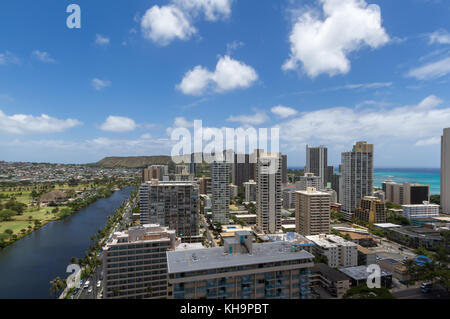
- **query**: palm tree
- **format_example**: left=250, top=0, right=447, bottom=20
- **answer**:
left=49, top=277, right=66, bottom=298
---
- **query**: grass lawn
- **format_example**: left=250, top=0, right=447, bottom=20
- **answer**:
left=0, top=184, right=94, bottom=239
left=0, top=206, right=63, bottom=236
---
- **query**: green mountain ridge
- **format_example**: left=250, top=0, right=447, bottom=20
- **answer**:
left=89, top=156, right=174, bottom=168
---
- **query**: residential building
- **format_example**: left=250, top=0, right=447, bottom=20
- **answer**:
left=340, top=141, right=374, bottom=221
left=142, top=165, right=169, bottom=182
left=355, top=196, right=386, bottom=225
left=175, top=165, right=190, bottom=175
left=281, top=154, right=288, bottom=185
left=322, top=187, right=338, bottom=204
left=229, top=184, right=239, bottom=200
left=388, top=226, right=444, bottom=249
left=372, top=190, right=385, bottom=202
left=234, top=214, right=257, bottom=225
left=310, top=263, right=351, bottom=299
left=383, top=180, right=430, bottom=205
left=379, top=259, right=410, bottom=282
left=330, top=173, right=341, bottom=203
left=305, top=145, right=328, bottom=187
left=326, top=166, right=334, bottom=186
left=339, top=266, right=392, bottom=289
left=442, top=128, right=450, bottom=214
left=357, top=245, right=376, bottom=266
left=295, top=173, right=322, bottom=191
left=232, top=153, right=255, bottom=187
left=102, top=224, right=177, bottom=299
left=295, top=188, right=331, bottom=236
left=138, top=180, right=199, bottom=239
left=256, top=153, right=282, bottom=234
left=211, top=161, right=230, bottom=224
left=198, top=177, right=212, bottom=195
left=282, top=188, right=296, bottom=210
left=306, top=234, right=358, bottom=268
left=402, top=202, right=440, bottom=221
left=166, top=231, right=315, bottom=299
left=243, top=180, right=256, bottom=202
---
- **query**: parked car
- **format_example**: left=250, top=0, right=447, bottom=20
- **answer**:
left=97, top=280, right=101, bottom=288
left=84, top=281, right=90, bottom=289
left=88, top=287, right=93, bottom=293
left=421, top=282, right=433, bottom=293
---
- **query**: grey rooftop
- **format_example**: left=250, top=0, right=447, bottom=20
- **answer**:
left=167, top=242, right=314, bottom=274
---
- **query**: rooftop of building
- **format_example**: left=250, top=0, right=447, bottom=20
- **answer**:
left=340, top=232, right=373, bottom=241
left=312, top=263, right=350, bottom=282
left=267, top=232, right=315, bottom=247
left=433, top=217, right=450, bottom=222
left=339, top=265, right=392, bottom=281
left=357, top=245, right=374, bottom=255
left=306, top=234, right=356, bottom=248
left=295, top=188, right=330, bottom=196
left=142, top=180, right=198, bottom=187
left=166, top=241, right=314, bottom=274
left=103, top=224, right=175, bottom=249
left=390, top=226, right=443, bottom=240
left=373, top=223, right=402, bottom=229
left=402, top=202, right=440, bottom=208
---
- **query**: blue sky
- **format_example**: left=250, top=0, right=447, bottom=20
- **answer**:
left=1, top=0, right=450, bottom=167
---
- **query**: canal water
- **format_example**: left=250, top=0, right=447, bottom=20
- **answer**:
left=0, top=186, right=134, bottom=299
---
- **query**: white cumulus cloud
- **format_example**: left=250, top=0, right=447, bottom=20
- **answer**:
left=429, top=29, right=450, bottom=45
left=0, top=110, right=82, bottom=134
left=141, top=0, right=234, bottom=46
left=177, top=55, right=258, bottom=95
left=173, top=0, right=233, bottom=21
left=271, top=105, right=298, bottom=118
left=283, top=0, right=390, bottom=77
left=100, top=116, right=137, bottom=132
left=277, top=95, right=449, bottom=148
left=141, top=5, right=197, bottom=46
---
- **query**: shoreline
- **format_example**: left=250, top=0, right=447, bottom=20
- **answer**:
left=0, top=185, right=130, bottom=250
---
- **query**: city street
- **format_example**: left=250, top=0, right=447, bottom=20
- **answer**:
left=75, top=195, right=137, bottom=299
left=200, top=215, right=217, bottom=247
left=394, top=286, right=450, bottom=299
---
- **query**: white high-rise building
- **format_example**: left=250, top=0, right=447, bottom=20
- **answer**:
left=306, top=145, right=328, bottom=187
left=211, top=161, right=230, bottom=224
left=295, top=173, right=323, bottom=191
left=442, top=128, right=450, bottom=214
left=243, top=180, right=257, bottom=202
left=256, top=153, right=282, bottom=234
left=340, top=142, right=374, bottom=221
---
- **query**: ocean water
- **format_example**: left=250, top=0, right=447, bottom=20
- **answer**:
left=288, top=167, right=441, bottom=195
left=374, top=168, right=440, bottom=195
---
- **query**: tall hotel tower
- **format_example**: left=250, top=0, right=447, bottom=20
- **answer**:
left=256, top=153, right=282, bottom=234
left=340, top=142, right=374, bottom=221
left=306, top=145, right=328, bottom=187
left=442, top=128, right=450, bottom=214
left=211, top=161, right=230, bottom=224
